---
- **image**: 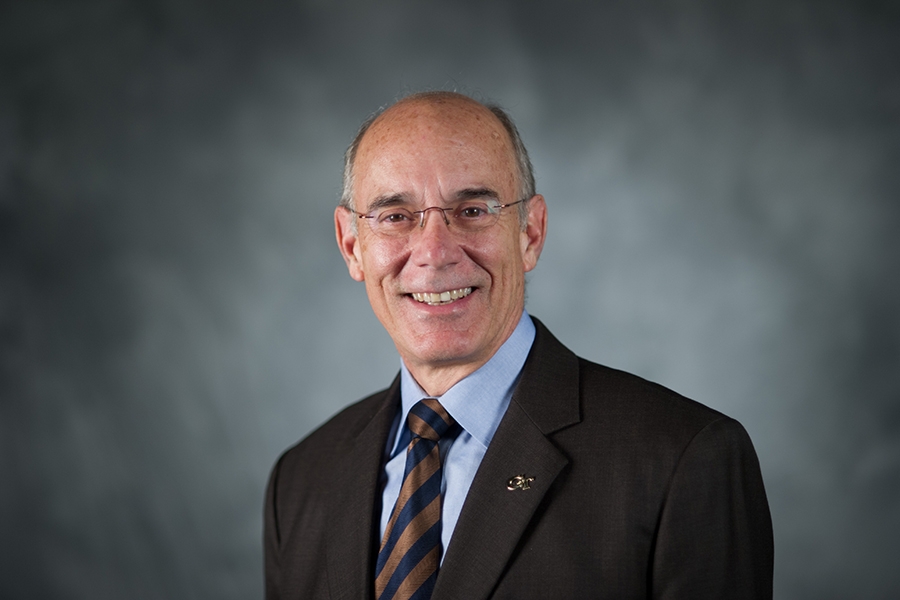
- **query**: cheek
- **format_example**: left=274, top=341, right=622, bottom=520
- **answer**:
left=360, top=239, right=408, bottom=279
left=477, top=234, right=525, bottom=278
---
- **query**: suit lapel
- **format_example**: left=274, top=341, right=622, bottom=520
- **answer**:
left=432, top=319, right=581, bottom=600
left=326, top=377, right=401, bottom=600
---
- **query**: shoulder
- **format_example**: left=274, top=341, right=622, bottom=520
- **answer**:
left=264, top=380, right=400, bottom=596
left=533, top=334, right=765, bottom=516
left=579, top=357, right=728, bottom=431
left=528, top=317, right=748, bottom=453
left=265, top=380, right=398, bottom=533
left=273, top=382, right=396, bottom=477
left=571, top=356, right=759, bottom=481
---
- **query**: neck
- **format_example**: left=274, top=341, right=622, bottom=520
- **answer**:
left=401, top=311, right=526, bottom=396
left=397, top=306, right=527, bottom=396
left=404, top=362, right=485, bottom=397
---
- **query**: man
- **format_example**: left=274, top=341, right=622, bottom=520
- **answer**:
left=265, top=92, right=773, bottom=599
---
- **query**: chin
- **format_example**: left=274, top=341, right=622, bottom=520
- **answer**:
left=404, top=334, right=484, bottom=367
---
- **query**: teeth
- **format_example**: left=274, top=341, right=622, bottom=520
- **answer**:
left=412, top=287, right=473, bottom=306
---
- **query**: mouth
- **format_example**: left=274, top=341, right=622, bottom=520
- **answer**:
left=410, top=287, right=473, bottom=306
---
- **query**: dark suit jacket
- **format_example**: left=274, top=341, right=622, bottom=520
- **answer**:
left=265, top=318, right=773, bottom=599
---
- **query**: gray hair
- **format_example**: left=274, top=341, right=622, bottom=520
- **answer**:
left=339, top=92, right=536, bottom=229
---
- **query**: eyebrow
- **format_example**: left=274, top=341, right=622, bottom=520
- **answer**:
left=364, top=187, right=501, bottom=213
left=454, top=187, right=500, bottom=202
left=365, top=194, right=409, bottom=213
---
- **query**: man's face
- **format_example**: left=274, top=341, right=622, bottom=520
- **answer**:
left=335, top=97, right=546, bottom=385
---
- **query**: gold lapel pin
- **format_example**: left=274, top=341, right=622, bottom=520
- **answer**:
left=507, top=475, right=535, bottom=491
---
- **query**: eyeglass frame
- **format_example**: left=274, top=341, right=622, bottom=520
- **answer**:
left=347, top=197, right=528, bottom=238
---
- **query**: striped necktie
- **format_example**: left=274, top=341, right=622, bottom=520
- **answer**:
left=375, top=398, right=456, bottom=600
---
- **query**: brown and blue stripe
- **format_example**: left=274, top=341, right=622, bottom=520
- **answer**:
left=375, top=398, right=456, bottom=600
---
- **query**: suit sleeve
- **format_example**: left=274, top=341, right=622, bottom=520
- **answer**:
left=652, top=417, right=774, bottom=599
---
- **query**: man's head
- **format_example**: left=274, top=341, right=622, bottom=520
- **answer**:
left=340, top=92, right=536, bottom=228
left=335, top=92, right=547, bottom=394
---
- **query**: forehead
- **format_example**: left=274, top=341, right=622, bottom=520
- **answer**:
left=352, top=98, right=518, bottom=205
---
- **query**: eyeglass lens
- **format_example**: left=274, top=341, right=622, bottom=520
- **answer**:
left=366, top=200, right=505, bottom=238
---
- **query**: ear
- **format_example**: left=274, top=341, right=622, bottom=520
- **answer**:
left=335, top=206, right=365, bottom=281
left=520, top=194, right=547, bottom=273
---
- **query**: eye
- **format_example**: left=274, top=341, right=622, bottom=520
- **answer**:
left=377, top=209, right=414, bottom=224
left=455, top=202, right=491, bottom=219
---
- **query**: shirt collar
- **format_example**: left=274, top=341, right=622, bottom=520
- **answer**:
left=393, top=311, right=536, bottom=456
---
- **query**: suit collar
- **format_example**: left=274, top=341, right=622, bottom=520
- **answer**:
left=433, top=317, right=582, bottom=600
left=510, top=317, right=582, bottom=435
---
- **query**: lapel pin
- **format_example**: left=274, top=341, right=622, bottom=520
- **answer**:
left=507, top=475, right=535, bottom=491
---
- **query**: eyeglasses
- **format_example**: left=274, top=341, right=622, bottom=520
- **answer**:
left=349, top=198, right=526, bottom=239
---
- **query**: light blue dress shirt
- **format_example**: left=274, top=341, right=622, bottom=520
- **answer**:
left=378, top=311, right=536, bottom=561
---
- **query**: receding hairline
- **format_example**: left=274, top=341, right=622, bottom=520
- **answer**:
left=340, top=91, right=536, bottom=226
left=354, top=93, right=518, bottom=177
left=367, top=91, right=507, bottom=132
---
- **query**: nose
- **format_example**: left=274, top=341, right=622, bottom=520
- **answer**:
left=409, top=207, right=460, bottom=268
left=415, top=206, right=451, bottom=229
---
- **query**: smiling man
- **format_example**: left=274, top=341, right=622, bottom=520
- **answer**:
left=264, top=92, right=773, bottom=600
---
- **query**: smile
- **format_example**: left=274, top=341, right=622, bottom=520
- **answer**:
left=411, top=287, right=473, bottom=306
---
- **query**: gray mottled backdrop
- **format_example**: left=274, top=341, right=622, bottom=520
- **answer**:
left=2, top=1, right=898, bottom=598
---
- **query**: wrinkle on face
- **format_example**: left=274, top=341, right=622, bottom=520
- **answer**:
left=335, top=94, right=546, bottom=395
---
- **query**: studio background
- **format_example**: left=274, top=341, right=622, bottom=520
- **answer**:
left=2, top=1, right=898, bottom=598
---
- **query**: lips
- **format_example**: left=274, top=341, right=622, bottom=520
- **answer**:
left=410, top=287, right=473, bottom=306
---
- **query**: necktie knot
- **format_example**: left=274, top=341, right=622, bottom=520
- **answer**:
left=408, top=398, right=455, bottom=442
